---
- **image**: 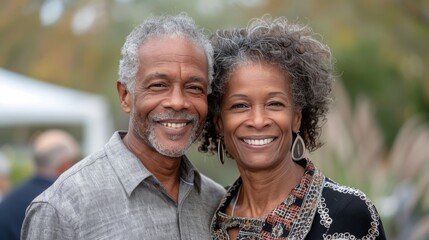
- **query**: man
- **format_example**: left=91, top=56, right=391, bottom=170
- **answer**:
left=22, top=14, right=225, bottom=239
left=0, top=129, right=80, bottom=240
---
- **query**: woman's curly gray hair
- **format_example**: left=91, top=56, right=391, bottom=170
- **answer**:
left=199, top=16, right=334, bottom=154
left=118, top=13, right=214, bottom=93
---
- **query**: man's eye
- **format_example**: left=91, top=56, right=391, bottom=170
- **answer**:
left=149, top=83, right=167, bottom=89
left=187, top=85, right=204, bottom=93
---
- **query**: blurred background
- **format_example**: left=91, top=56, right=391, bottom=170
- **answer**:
left=0, top=0, right=428, bottom=239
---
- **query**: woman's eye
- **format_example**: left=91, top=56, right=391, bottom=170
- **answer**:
left=231, top=103, right=248, bottom=109
left=268, top=102, right=285, bottom=107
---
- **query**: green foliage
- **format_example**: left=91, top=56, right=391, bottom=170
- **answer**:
left=335, top=37, right=428, bottom=148
left=10, top=158, right=32, bottom=186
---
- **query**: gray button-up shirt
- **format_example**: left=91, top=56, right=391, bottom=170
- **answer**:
left=21, top=131, right=225, bottom=240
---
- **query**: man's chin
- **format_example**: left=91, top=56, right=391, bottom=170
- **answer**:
left=157, top=148, right=186, bottom=158
left=146, top=129, right=196, bottom=157
left=152, top=140, right=190, bottom=158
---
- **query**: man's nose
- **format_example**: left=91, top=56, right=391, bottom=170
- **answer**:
left=162, top=87, right=190, bottom=111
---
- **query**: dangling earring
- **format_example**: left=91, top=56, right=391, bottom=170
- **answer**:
left=217, top=136, right=225, bottom=164
left=292, top=131, right=306, bottom=161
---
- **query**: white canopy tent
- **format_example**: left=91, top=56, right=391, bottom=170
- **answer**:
left=0, top=68, right=114, bottom=155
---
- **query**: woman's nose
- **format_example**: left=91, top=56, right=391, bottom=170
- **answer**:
left=247, top=106, right=271, bottom=129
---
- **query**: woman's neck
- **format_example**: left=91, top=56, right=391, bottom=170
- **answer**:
left=231, top=160, right=305, bottom=219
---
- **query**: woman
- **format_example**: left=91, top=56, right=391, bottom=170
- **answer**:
left=199, top=17, right=386, bottom=239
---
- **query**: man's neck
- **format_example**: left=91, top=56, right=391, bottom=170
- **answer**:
left=123, top=133, right=182, bottom=202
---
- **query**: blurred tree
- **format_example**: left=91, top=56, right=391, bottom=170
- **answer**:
left=1, top=1, right=429, bottom=238
left=2, top=0, right=427, bottom=146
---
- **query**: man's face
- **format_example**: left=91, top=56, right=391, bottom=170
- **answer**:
left=122, top=36, right=209, bottom=157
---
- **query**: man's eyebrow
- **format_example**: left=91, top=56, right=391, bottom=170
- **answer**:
left=188, top=75, right=207, bottom=83
left=143, top=73, right=206, bottom=82
left=144, top=72, right=170, bottom=81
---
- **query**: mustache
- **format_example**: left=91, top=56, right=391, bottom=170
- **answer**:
left=150, top=110, right=199, bottom=124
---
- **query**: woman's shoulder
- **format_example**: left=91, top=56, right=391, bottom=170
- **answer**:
left=323, top=178, right=368, bottom=200
left=319, top=178, right=386, bottom=239
left=321, top=178, right=376, bottom=216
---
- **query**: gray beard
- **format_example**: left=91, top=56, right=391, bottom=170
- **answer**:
left=131, top=110, right=200, bottom=157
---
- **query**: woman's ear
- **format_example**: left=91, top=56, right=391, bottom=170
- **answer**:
left=293, top=110, right=302, bottom=132
left=117, top=81, right=132, bottom=113
left=214, top=115, right=224, bottom=135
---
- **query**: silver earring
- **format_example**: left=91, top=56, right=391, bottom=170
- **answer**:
left=292, top=132, right=306, bottom=161
left=217, top=136, right=225, bottom=164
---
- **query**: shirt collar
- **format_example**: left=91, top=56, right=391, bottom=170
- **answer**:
left=180, top=154, right=202, bottom=193
left=104, top=131, right=151, bottom=196
left=105, top=131, right=202, bottom=196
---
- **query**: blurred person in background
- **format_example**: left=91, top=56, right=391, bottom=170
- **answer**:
left=0, top=151, right=11, bottom=203
left=199, top=16, right=386, bottom=239
left=22, top=13, right=225, bottom=240
left=0, top=129, right=80, bottom=240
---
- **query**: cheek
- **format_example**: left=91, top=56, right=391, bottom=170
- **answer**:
left=133, top=96, right=160, bottom=119
left=222, top=134, right=238, bottom=157
left=220, top=117, right=242, bottom=158
left=220, top=115, right=240, bottom=134
left=274, top=111, right=296, bottom=130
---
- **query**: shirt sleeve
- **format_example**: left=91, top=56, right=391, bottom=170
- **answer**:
left=21, top=202, right=75, bottom=240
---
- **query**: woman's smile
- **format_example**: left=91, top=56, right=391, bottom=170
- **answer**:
left=242, top=137, right=276, bottom=146
left=217, top=62, right=301, bottom=170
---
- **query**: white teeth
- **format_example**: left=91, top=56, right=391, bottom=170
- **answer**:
left=243, top=138, right=274, bottom=146
left=162, top=122, right=187, bottom=128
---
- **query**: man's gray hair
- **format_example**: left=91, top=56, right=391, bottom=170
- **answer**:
left=118, top=13, right=214, bottom=93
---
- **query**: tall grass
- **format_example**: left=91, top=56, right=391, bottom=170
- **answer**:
left=312, top=81, right=429, bottom=240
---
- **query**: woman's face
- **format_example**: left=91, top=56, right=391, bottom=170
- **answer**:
left=216, top=62, right=301, bottom=171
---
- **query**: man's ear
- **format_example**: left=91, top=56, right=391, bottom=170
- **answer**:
left=293, top=110, right=302, bottom=133
left=117, top=81, right=131, bottom=113
left=214, top=115, right=223, bottom=135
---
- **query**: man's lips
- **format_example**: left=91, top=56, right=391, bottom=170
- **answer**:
left=160, top=122, right=188, bottom=129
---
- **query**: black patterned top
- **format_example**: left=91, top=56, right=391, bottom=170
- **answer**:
left=210, top=159, right=386, bottom=240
